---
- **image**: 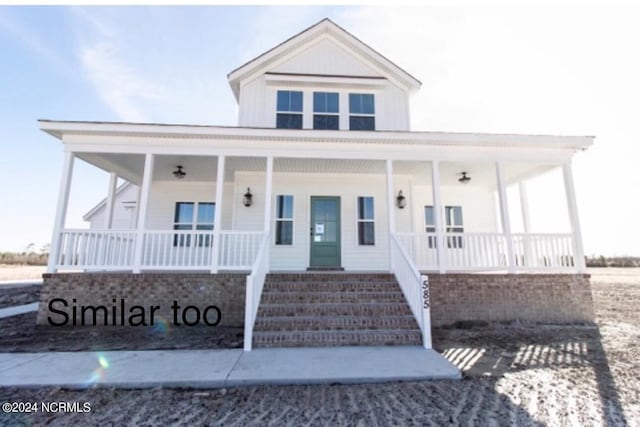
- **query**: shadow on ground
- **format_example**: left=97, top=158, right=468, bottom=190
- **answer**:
left=435, top=322, right=628, bottom=426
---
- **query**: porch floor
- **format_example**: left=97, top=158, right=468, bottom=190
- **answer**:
left=0, top=346, right=460, bottom=388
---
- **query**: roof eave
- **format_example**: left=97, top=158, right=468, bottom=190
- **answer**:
left=38, top=119, right=594, bottom=152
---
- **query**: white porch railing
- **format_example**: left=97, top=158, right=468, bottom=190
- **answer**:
left=141, top=230, right=215, bottom=269
left=55, top=229, right=265, bottom=271
left=512, top=233, right=575, bottom=269
left=243, top=232, right=270, bottom=351
left=218, top=231, right=265, bottom=270
left=57, top=229, right=136, bottom=270
left=395, top=232, right=576, bottom=272
left=390, top=234, right=432, bottom=349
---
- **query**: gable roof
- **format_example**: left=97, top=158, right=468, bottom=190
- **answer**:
left=227, top=18, right=422, bottom=100
left=83, top=182, right=134, bottom=221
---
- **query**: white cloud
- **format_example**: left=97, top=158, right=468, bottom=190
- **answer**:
left=79, top=39, right=165, bottom=122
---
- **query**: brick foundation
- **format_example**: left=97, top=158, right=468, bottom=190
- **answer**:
left=37, top=273, right=247, bottom=327
left=37, top=272, right=594, bottom=330
left=428, top=274, right=594, bottom=326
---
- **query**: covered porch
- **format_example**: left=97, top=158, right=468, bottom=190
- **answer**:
left=48, top=154, right=586, bottom=276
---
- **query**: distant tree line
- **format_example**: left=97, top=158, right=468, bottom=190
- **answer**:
left=0, top=243, right=49, bottom=266
left=586, top=255, right=640, bottom=268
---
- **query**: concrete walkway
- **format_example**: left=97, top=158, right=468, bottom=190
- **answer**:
left=0, top=346, right=460, bottom=389
left=0, top=302, right=39, bottom=319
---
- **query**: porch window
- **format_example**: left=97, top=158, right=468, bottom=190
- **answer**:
left=173, top=202, right=215, bottom=247
left=276, top=90, right=303, bottom=129
left=313, top=92, right=339, bottom=130
left=424, top=205, right=464, bottom=248
left=275, top=195, right=293, bottom=245
left=349, top=93, right=375, bottom=131
left=357, top=196, right=375, bottom=245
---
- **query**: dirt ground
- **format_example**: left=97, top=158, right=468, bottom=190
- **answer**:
left=0, top=268, right=638, bottom=426
left=0, top=265, right=45, bottom=282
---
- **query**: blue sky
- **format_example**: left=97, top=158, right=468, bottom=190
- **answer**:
left=1, top=5, right=639, bottom=256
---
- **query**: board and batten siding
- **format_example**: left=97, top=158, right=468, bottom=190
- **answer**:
left=237, top=36, right=411, bottom=131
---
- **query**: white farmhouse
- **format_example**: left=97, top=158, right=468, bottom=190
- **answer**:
left=39, top=19, right=594, bottom=350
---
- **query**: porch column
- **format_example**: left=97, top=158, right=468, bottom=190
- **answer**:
left=132, top=185, right=142, bottom=228
left=386, top=160, right=397, bottom=234
left=518, top=180, right=533, bottom=267
left=496, top=162, right=516, bottom=273
left=211, top=155, right=225, bottom=274
left=264, top=156, right=274, bottom=232
left=104, top=172, right=118, bottom=229
left=132, top=153, right=154, bottom=274
left=386, top=159, right=396, bottom=272
left=562, top=162, right=587, bottom=273
left=47, top=151, right=75, bottom=273
left=518, top=181, right=531, bottom=233
left=431, top=160, right=446, bottom=273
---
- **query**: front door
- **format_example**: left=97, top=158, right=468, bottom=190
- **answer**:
left=310, top=196, right=341, bottom=268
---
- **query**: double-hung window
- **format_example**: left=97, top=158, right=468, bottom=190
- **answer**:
left=275, top=195, right=294, bottom=245
left=276, top=90, right=303, bottom=129
left=424, top=205, right=464, bottom=248
left=424, top=206, right=437, bottom=249
left=357, top=196, right=375, bottom=245
left=173, top=202, right=215, bottom=247
left=313, top=92, right=339, bottom=130
left=349, top=93, right=375, bottom=131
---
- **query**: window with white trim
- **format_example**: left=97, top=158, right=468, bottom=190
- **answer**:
left=357, top=196, right=375, bottom=245
left=275, top=195, right=294, bottom=245
left=424, top=205, right=463, bottom=248
left=276, top=90, right=303, bottom=129
left=313, top=92, right=339, bottom=130
left=349, top=93, right=375, bottom=131
left=173, top=202, right=215, bottom=247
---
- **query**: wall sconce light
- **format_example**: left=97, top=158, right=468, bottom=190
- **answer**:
left=458, top=172, right=471, bottom=184
left=173, top=165, right=186, bottom=179
left=243, top=188, right=253, bottom=207
left=396, top=190, right=407, bottom=209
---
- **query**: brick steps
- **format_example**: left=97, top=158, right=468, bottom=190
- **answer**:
left=253, top=273, right=421, bottom=348
left=254, top=315, right=418, bottom=331
left=260, top=291, right=406, bottom=304
left=253, top=329, right=422, bottom=348
left=257, top=302, right=415, bottom=317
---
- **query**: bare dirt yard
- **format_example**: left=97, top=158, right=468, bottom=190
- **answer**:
left=0, top=265, right=45, bottom=282
left=0, top=268, right=638, bottom=426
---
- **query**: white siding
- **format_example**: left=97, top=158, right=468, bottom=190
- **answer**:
left=237, top=36, right=411, bottom=131
left=410, top=185, right=499, bottom=233
left=231, top=172, right=406, bottom=271
left=238, top=76, right=266, bottom=127
left=87, top=184, right=139, bottom=229
left=271, top=37, right=379, bottom=77
left=145, top=181, right=235, bottom=230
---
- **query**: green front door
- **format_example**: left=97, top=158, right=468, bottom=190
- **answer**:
left=310, top=196, right=341, bottom=268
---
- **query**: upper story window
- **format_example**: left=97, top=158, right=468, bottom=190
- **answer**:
left=313, top=92, right=339, bottom=130
left=276, top=90, right=303, bottom=129
left=349, top=93, right=375, bottom=131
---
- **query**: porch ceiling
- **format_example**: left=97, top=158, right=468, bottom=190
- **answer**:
left=76, top=153, right=558, bottom=189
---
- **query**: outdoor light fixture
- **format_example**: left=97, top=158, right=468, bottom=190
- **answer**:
left=458, top=172, right=471, bottom=184
left=173, top=165, right=186, bottom=179
left=243, top=188, right=253, bottom=207
left=396, top=190, right=407, bottom=209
